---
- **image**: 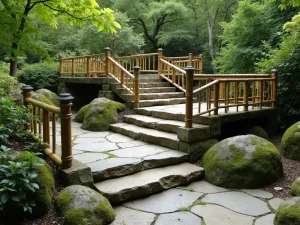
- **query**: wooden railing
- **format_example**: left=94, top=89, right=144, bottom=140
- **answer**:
left=184, top=67, right=278, bottom=128
left=163, top=54, right=202, bottom=74
left=60, top=53, right=106, bottom=77
left=105, top=48, right=140, bottom=107
left=21, top=86, right=74, bottom=169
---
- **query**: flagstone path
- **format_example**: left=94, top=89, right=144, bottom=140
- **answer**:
left=52, top=120, right=284, bottom=225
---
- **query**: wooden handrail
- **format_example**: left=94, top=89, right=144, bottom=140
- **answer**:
left=26, top=98, right=60, bottom=114
left=193, top=80, right=220, bottom=95
left=160, top=58, right=186, bottom=74
left=115, top=53, right=158, bottom=59
left=61, top=53, right=105, bottom=60
left=108, top=56, right=134, bottom=78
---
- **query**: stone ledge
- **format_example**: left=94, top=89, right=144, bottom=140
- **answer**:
left=177, top=125, right=210, bottom=142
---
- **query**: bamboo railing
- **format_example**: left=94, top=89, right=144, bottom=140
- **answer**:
left=21, top=86, right=74, bottom=169
left=184, top=67, right=278, bottom=128
left=60, top=53, right=106, bottom=77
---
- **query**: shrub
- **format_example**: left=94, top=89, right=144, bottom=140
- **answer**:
left=0, top=61, right=9, bottom=74
left=0, top=73, right=19, bottom=99
left=17, top=62, right=59, bottom=93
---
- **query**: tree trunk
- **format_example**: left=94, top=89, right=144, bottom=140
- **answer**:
left=9, top=59, right=17, bottom=76
left=208, top=25, right=217, bottom=73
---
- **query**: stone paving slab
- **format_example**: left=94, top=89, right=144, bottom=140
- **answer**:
left=106, top=133, right=135, bottom=143
left=155, top=212, right=202, bottom=225
left=241, top=189, right=274, bottom=199
left=73, top=153, right=108, bottom=164
left=125, top=189, right=203, bottom=214
left=109, top=145, right=168, bottom=158
left=76, top=131, right=111, bottom=138
left=73, top=137, right=108, bottom=144
left=117, top=140, right=149, bottom=148
left=268, top=197, right=284, bottom=211
left=255, top=214, right=275, bottom=225
left=73, top=143, right=119, bottom=152
left=88, top=158, right=143, bottom=181
left=95, top=163, right=204, bottom=203
left=191, top=204, right=254, bottom=225
left=178, top=180, right=227, bottom=194
left=202, top=191, right=271, bottom=216
left=109, top=206, right=155, bottom=225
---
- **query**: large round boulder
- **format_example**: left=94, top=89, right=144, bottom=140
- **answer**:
left=274, top=197, right=300, bottom=225
left=202, top=135, right=283, bottom=188
left=56, top=185, right=115, bottom=225
left=292, top=177, right=300, bottom=196
left=246, top=126, right=269, bottom=140
left=281, top=121, right=300, bottom=160
left=74, top=98, right=125, bottom=131
left=36, top=89, right=58, bottom=106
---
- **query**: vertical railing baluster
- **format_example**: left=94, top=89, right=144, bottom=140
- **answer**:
left=185, top=66, right=194, bottom=128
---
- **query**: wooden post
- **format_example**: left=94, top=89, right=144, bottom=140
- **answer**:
left=157, top=48, right=163, bottom=74
left=214, top=82, right=219, bottom=115
left=59, top=56, right=63, bottom=77
left=185, top=66, right=194, bottom=128
left=43, top=110, right=50, bottom=145
left=57, top=93, right=74, bottom=169
left=271, top=69, right=278, bottom=107
left=21, top=85, right=34, bottom=131
left=189, top=53, right=193, bottom=66
left=104, top=47, right=111, bottom=77
left=121, top=70, right=124, bottom=85
left=199, top=54, right=203, bottom=74
left=172, top=68, right=176, bottom=84
left=133, top=66, right=140, bottom=108
left=71, top=59, right=75, bottom=77
left=87, top=57, right=91, bottom=77
left=243, top=81, right=249, bottom=111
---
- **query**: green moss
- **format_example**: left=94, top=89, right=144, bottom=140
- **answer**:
left=102, top=151, right=117, bottom=158
left=36, top=89, right=58, bottom=106
left=274, top=198, right=300, bottom=225
left=281, top=122, right=300, bottom=160
left=74, top=104, right=89, bottom=123
left=247, top=126, right=269, bottom=140
left=30, top=161, right=55, bottom=217
left=32, top=93, right=55, bottom=106
left=203, top=136, right=283, bottom=188
left=178, top=207, right=191, bottom=212
left=291, top=178, right=300, bottom=196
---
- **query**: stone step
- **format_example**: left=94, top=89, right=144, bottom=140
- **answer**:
left=123, top=92, right=185, bottom=101
left=140, top=82, right=171, bottom=88
left=139, top=77, right=162, bottom=82
left=138, top=98, right=189, bottom=107
left=94, top=163, right=204, bottom=203
left=88, top=146, right=188, bottom=182
left=110, top=123, right=180, bottom=150
left=123, top=114, right=209, bottom=134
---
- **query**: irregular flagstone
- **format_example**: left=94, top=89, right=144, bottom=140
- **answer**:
left=178, top=181, right=227, bottom=194
left=154, top=212, right=202, bottom=225
left=143, top=150, right=188, bottom=169
left=73, top=143, right=119, bottom=152
left=268, top=198, right=284, bottom=211
left=191, top=204, right=254, bottom=225
left=73, top=137, right=108, bottom=144
left=73, top=153, right=108, bottom=164
left=241, top=189, right=273, bottom=199
left=255, top=214, right=275, bottom=225
left=95, top=163, right=204, bottom=203
left=109, top=206, right=155, bottom=225
left=106, top=133, right=135, bottom=143
left=88, top=158, right=144, bottom=181
left=72, top=149, right=85, bottom=155
left=202, top=191, right=271, bottom=216
left=109, top=145, right=168, bottom=158
left=76, top=131, right=111, bottom=138
left=124, top=189, right=203, bottom=214
left=117, top=140, right=149, bottom=148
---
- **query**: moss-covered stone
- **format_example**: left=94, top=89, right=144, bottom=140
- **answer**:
left=247, top=126, right=269, bottom=140
left=32, top=92, right=55, bottom=106
left=281, top=121, right=300, bottom=160
left=75, top=98, right=125, bottom=131
left=202, top=135, right=283, bottom=189
left=292, top=177, right=300, bottom=196
left=56, top=185, right=115, bottom=225
left=274, top=197, right=300, bottom=225
left=30, top=159, right=55, bottom=217
left=36, top=89, right=58, bottom=106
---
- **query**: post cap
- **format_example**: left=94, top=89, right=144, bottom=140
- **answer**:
left=133, top=66, right=141, bottom=71
left=57, top=93, right=74, bottom=101
left=184, top=66, right=195, bottom=71
left=20, top=85, right=33, bottom=91
left=104, top=47, right=111, bottom=51
left=157, top=48, right=163, bottom=51
left=270, top=68, right=278, bottom=73
left=189, top=53, right=193, bottom=56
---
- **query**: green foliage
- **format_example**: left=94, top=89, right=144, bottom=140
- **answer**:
left=0, top=61, right=9, bottom=74
left=0, top=73, right=19, bottom=99
left=24, top=140, right=48, bottom=154
left=0, top=151, right=43, bottom=215
left=257, top=13, right=300, bottom=129
left=18, top=62, right=59, bottom=92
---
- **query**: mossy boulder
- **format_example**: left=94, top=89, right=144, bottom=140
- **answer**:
left=247, top=126, right=269, bottom=140
left=36, top=89, right=58, bottom=106
left=56, top=185, right=115, bottom=225
left=202, top=135, right=283, bottom=188
left=292, top=177, right=300, bottom=196
left=32, top=92, right=55, bottom=106
left=281, top=121, right=300, bottom=160
left=74, top=98, right=125, bottom=131
left=274, top=197, right=300, bottom=225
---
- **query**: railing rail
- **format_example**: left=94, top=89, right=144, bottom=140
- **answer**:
left=184, top=67, right=278, bottom=128
left=163, top=54, right=202, bottom=74
left=21, top=86, right=74, bottom=169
